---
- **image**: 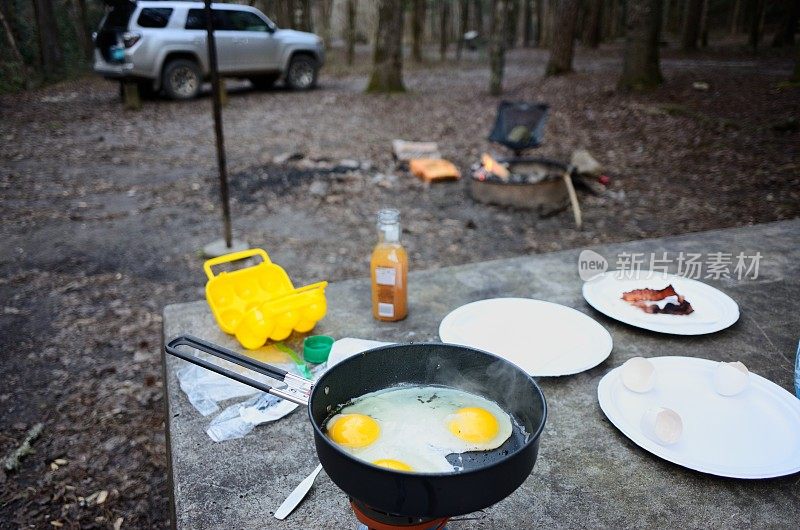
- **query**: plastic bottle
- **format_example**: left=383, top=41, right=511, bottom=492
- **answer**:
left=370, top=209, right=408, bottom=322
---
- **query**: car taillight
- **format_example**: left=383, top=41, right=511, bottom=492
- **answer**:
left=122, top=32, right=141, bottom=48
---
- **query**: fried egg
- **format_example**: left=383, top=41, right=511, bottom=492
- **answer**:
left=324, top=386, right=514, bottom=473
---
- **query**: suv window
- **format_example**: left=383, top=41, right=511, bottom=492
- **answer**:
left=185, top=9, right=269, bottom=32
left=226, top=11, right=269, bottom=32
left=137, top=8, right=172, bottom=28
left=185, top=8, right=216, bottom=30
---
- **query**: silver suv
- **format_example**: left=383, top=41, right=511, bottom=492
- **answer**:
left=93, top=1, right=325, bottom=99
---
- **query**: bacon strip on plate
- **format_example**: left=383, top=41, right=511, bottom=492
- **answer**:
left=621, top=284, right=694, bottom=315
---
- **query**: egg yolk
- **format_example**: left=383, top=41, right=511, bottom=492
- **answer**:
left=372, top=459, right=414, bottom=471
left=328, top=414, right=380, bottom=448
left=447, top=407, right=499, bottom=443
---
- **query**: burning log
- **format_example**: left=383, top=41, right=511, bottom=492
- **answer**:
left=480, top=153, right=510, bottom=181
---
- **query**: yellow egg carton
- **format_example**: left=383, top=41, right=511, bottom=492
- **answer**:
left=204, top=248, right=328, bottom=350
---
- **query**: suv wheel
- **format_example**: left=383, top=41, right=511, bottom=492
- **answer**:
left=163, top=59, right=201, bottom=100
left=285, top=55, right=318, bottom=90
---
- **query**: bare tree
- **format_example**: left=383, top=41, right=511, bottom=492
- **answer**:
left=412, top=0, right=426, bottom=62
left=522, top=0, right=533, bottom=47
left=275, top=0, right=296, bottom=28
left=619, top=0, right=662, bottom=91
left=543, top=0, right=556, bottom=47
left=772, top=0, right=799, bottom=47
left=367, top=0, right=405, bottom=93
left=604, top=0, right=621, bottom=40
left=473, top=0, right=485, bottom=35
left=545, top=0, right=579, bottom=76
left=699, top=0, right=709, bottom=47
left=506, top=0, right=519, bottom=48
left=680, top=0, right=702, bottom=50
left=535, top=0, right=543, bottom=46
left=346, top=0, right=357, bottom=65
left=794, top=42, right=800, bottom=81
left=489, top=0, right=507, bottom=95
left=73, top=0, right=92, bottom=59
left=317, top=0, right=333, bottom=47
left=729, top=0, right=742, bottom=34
left=748, top=0, right=765, bottom=52
left=0, top=4, right=23, bottom=64
left=456, top=0, right=469, bottom=59
left=298, top=0, right=313, bottom=32
left=440, top=0, right=451, bottom=60
left=32, top=0, right=64, bottom=78
left=584, top=0, right=603, bottom=48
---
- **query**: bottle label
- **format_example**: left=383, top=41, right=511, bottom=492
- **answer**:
left=375, top=267, right=397, bottom=286
left=378, top=302, right=394, bottom=318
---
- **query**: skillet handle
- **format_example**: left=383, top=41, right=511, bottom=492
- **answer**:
left=165, top=334, right=311, bottom=406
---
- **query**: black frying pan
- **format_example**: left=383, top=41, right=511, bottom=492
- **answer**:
left=165, top=335, right=547, bottom=518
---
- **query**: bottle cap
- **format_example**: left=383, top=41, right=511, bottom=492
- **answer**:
left=303, top=335, right=334, bottom=364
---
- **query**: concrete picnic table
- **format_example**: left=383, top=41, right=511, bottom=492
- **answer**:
left=162, top=219, right=800, bottom=529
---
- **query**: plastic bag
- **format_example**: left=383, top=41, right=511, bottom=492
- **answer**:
left=177, top=364, right=259, bottom=416
left=206, top=392, right=299, bottom=442
left=177, top=359, right=298, bottom=416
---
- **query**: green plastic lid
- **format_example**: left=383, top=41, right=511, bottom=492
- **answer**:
left=303, top=335, right=334, bottom=364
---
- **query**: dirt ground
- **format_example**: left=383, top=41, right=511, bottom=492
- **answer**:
left=1, top=41, right=798, bottom=528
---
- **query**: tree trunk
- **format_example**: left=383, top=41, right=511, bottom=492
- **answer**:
left=535, top=0, right=543, bottom=46
left=456, top=0, right=469, bottom=59
left=298, top=0, right=312, bottom=32
left=609, top=0, right=621, bottom=38
left=772, top=0, right=799, bottom=47
left=0, top=4, right=25, bottom=66
left=748, top=0, right=765, bottom=52
left=541, top=0, right=552, bottom=46
left=680, top=0, right=702, bottom=51
left=793, top=42, right=800, bottom=81
left=73, top=0, right=92, bottom=60
left=522, top=0, right=533, bottom=46
left=412, top=0, right=426, bottom=61
left=489, top=0, right=507, bottom=95
left=32, top=0, right=64, bottom=78
left=474, top=0, right=484, bottom=35
left=618, top=0, right=662, bottom=91
left=367, top=0, right=405, bottom=93
left=729, top=0, right=741, bottom=35
left=440, top=0, right=450, bottom=60
left=545, top=0, right=579, bottom=76
left=699, top=0, right=709, bottom=47
left=275, top=0, right=296, bottom=28
left=584, top=0, right=602, bottom=48
left=318, top=0, right=333, bottom=47
left=346, top=0, right=357, bottom=65
left=506, top=0, right=519, bottom=48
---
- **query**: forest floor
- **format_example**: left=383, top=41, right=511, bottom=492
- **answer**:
left=1, top=41, right=798, bottom=528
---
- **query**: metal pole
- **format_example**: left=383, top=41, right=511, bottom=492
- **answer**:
left=204, top=0, right=233, bottom=248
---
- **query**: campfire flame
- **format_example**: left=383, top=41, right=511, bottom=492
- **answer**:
left=481, top=153, right=510, bottom=180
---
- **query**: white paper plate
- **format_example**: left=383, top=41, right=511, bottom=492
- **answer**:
left=438, top=298, right=613, bottom=377
left=598, top=356, right=800, bottom=479
left=582, top=270, right=739, bottom=335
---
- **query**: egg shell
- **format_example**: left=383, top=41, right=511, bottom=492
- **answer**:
left=640, top=406, right=683, bottom=445
left=713, top=361, right=749, bottom=397
left=621, top=357, right=656, bottom=393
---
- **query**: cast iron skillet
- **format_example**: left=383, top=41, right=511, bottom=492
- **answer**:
left=165, top=335, right=547, bottom=518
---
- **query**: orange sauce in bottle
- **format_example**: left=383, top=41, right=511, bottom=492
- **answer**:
left=370, top=209, right=408, bottom=321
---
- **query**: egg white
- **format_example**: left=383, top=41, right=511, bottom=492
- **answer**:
left=325, top=386, right=513, bottom=473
